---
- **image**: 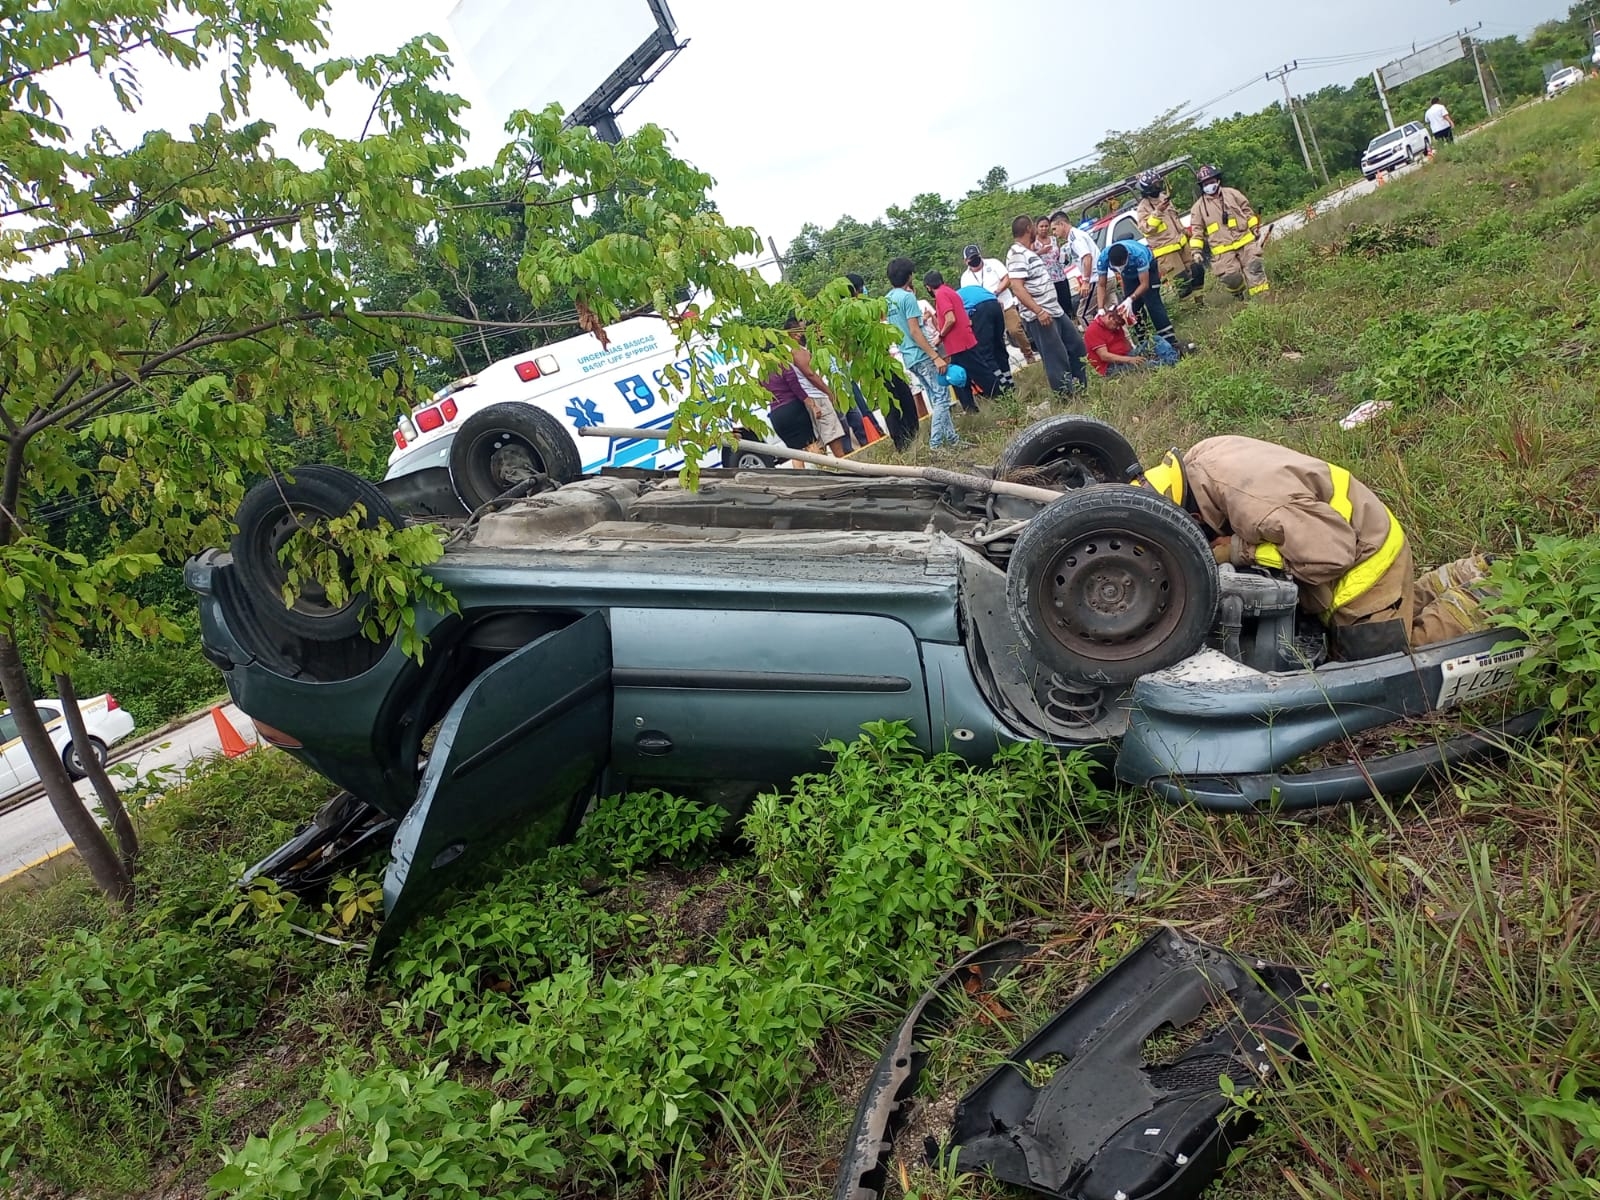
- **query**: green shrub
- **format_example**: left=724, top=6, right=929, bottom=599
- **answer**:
left=224, top=726, right=1105, bottom=1193
left=209, top=1062, right=565, bottom=1199
left=1488, top=535, right=1600, bottom=730
left=1345, top=308, right=1543, bottom=409
left=70, top=613, right=223, bottom=729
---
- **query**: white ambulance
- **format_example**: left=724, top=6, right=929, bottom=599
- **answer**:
left=380, top=315, right=782, bottom=515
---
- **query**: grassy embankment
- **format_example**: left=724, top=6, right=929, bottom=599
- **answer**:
left=3, top=88, right=1600, bottom=1200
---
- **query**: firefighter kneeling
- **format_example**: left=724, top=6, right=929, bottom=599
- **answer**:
left=1191, top=164, right=1269, bottom=300
left=1134, top=436, right=1492, bottom=656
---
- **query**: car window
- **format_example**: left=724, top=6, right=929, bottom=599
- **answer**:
left=1112, top=216, right=1140, bottom=245
left=0, top=713, right=16, bottom=742
left=36, top=705, right=60, bottom=724
left=1369, top=131, right=1403, bottom=149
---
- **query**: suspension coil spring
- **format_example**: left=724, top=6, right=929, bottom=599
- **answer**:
left=1043, top=674, right=1103, bottom=727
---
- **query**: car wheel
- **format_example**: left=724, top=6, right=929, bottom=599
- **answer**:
left=1005, top=486, right=1219, bottom=684
left=63, top=737, right=108, bottom=779
left=995, top=414, right=1139, bottom=490
left=722, top=430, right=781, bottom=470
left=448, top=403, right=581, bottom=509
left=232, top=465, right=402, bottom=643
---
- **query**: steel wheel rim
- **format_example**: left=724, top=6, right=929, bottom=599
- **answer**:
left=1035, top=525, right=1186, bottom=664
left=1033, top=442, right=1121, bottom=487
left=264, top=506, right=354, bottom=618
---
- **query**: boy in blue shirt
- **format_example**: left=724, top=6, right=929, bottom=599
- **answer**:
left=886, top=257, right=961, bottom=450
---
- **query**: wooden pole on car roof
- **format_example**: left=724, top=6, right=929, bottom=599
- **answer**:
left=576, top=426, right=1067, bottom=505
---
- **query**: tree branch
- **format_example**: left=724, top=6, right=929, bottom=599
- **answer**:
left=0, top=28, right=200, bottom=89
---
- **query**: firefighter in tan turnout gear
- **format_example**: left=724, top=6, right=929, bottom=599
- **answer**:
left=1135, top=436, right=1492, bottom=655
left=1190, top=164, right=1269, bottom=299
left=1133, top=170, right=1203, bottom=299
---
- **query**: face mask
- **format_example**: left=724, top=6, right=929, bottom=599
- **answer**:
left=1203, top=182, right=1220, bottom=196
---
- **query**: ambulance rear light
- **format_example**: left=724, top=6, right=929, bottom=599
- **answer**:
left=536, top=355, right=559, bottom=375
left=394, top=429, right=408, bottom=450
left=440, top=397, right=458, bottom=421
left=514, top=360, right=540, bottom=382
left=415, top=406, right=444, bottom=433
left=106, top=694, right=120, bottom=712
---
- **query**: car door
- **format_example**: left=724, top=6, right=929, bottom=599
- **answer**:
left=375, top=611, right=612, bottom=957
left=0, top=712, right=23, bottom=796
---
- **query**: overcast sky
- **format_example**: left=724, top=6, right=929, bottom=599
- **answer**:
left=41, top=0, right=1575, bottom=257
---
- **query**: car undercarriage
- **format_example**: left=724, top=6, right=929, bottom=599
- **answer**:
left=189, top=415, right=1536, bottom=947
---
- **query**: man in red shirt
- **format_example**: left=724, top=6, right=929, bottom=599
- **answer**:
left=1083, top=307, right=1180, bottom=377
left=924, top=270, right=1003, bottom=410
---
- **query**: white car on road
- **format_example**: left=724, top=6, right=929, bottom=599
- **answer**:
left=0, top=694, right=135, bottom=799
left=1547, top=67, right=1585, bottom=98
left=1361, top=122, right=1432, bottom=180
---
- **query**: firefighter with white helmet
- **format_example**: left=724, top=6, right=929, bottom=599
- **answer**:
left=1133, top=169, right=1203, bottom=300
left=1134, top=438, right=1492, bottom=654
left=1190, top=164, right=1269, bottom=299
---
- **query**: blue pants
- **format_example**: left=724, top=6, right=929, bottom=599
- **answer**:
left=1124, top=262, right=1175, bottom=341
left=1107, top=335, right=1179, bottom=375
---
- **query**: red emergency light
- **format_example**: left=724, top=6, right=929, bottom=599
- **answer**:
left=415, top=406, right=444, bottom=433
left=440, top=397, right=458, bottom=421
left=514, top=360, right=540, bottom=382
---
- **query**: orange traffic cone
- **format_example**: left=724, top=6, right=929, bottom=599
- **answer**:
left=1376, top=169, right=1389, bottom=186
left=212, top=705, right=253, bottom=758
left=862, top=418, right=881, bottom=445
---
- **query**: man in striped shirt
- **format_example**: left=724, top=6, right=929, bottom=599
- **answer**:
left=1003, top=215, right=1086, bottom=396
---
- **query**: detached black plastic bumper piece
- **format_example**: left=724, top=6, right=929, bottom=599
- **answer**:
left=950, top=929, right=1309, bottom=1200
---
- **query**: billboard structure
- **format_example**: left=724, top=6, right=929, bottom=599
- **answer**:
left=449, top=0, right=686, bottom=142
left=1377, top=35, right=1467, bottom=90
left=1372, top=32, right=1477, bottom=127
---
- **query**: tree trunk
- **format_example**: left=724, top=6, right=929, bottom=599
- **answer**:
left=0, top=633, right=132, bottom=905
left=54, top=671, right=139, bottom=879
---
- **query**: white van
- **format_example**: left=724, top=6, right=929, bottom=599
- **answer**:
left=380, top=315, right=781, bottom=515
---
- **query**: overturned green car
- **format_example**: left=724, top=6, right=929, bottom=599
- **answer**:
left=185, top=415, right=1535, bottom=948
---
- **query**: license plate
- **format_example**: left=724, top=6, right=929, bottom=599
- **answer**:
left=1435, top=645, right=1533, bottom=710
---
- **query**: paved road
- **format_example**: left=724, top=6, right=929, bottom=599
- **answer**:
left=0, top=703, right=259, bottom=882
left=1266, top=161, right=1423, bottom=240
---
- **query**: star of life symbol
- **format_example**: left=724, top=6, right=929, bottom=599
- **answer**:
left=565, top=397, right=604, bottom=428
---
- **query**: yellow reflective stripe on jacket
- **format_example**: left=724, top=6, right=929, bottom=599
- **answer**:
left=1212, top=232, right=1257, bottom=253
left=1327, top=464, right=1407, bottom=613
left=1246, top=215, right=1260, bottom=228
left=1205, top=221, right=1220, bottom=233
left=1253, top=464, right=1407, bottom=613
left=1151, top=241, right=1184, bottom=257
left=1145, top=215, right=1165, bottom=231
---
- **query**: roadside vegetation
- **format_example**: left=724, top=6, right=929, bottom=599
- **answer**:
left=5, top=51, right=1600, bottom=1200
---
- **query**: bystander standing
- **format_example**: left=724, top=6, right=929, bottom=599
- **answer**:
left=886, top=257, right=962, bottom=450
left=1004, top=215, right=1087, bottom=396
left=961, top=244, right=1037, bottom=366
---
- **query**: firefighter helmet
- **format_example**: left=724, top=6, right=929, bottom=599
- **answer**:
left=1196, top=163, right=1223, bottom=185
left=1135, top=449, right=1187, bottom=506
left=1135, top=169, right=1164, bottom=197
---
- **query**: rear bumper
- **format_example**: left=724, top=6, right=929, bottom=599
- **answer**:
left=1114, top=630, right=1537, bottom=807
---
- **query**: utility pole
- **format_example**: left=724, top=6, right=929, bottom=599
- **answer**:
left=1373, top=68, right=1396, bottom=127
left=766, top=235, right=787, bottom=282
left=1297, top=96, right=1330, bottom=184
left=1468, top=36, right=1495, bottom=116
left=1268, top=63, right=1314, bottom=176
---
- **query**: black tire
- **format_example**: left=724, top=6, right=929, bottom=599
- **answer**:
left=1006, top=486, right=1218, bottom=684
left=63, top=737, right=107, bottom=779
left=994, top=414, right=1140, bottom=491
left=448, top=403, right=581, bottom=509
left=232, top=465, right=401, bottom=643
left=722, top=430, right=781, bottom=470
